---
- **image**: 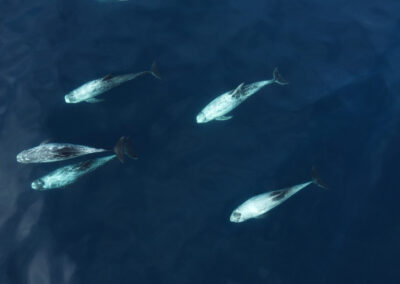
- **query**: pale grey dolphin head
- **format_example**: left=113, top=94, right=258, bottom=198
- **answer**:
left=196, top=112, right=208, bottom=123
left=16, top=152, right=27, bottom=163
left=31, top=179, right=45, bottom=190
left=64, top=93, right=75, bottom=103
left=64, top=94, right=72, bottom=103
left=229, top=209, right=246, bottom=223
left=64, top=89, right=80, bottom=103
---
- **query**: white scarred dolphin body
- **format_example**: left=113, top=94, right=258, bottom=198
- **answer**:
left=196, top=68, right=287, bottom=123
left=31, top=155, right=116, bottom=190
left=230, top=168, right=326, bottom=223
left=16, top=136, right=137, bottom=164
left=64, top=61, right=160, bottom=104
left=17, top=143, right=107, bottom=163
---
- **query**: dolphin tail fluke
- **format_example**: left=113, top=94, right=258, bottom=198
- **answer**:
left=311, top=166, right=328, bottom=189
left=113, top=136, right=125, bottom=163
left=113, top=136, right=138, bottom=163
left=124, top=137, right=139, bottom=160
left=273, top=68, right=288, bottom=85
left=150, top=60, right=161, bottom=80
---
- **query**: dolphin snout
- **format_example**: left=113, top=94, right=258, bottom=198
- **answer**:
left=196, top=112, right=207, bottom=123
left=64, top=95, right=72, bottom=103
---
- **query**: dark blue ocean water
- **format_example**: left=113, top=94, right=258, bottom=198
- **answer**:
left=1, top=0, right=400, bottom=283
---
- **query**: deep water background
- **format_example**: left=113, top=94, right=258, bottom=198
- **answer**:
left=1, top=0, right=400, bottom=283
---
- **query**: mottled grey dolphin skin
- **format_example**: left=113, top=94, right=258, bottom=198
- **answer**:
left=16, top=143, right=107, bottom=163
left=16, top=136, right=137, bottom=164
left=64, top=60, right=161, bottom=104
left=31, top=155, right=116, bottom=190
left=230, top=168, right=327, bottom=223
left=196, top=68, right=287, bottom=123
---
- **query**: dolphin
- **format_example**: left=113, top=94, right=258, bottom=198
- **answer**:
left=31, top=155, right=116, bottom=190
left=16, top=137, right=133, bottom=164
left=30, top=138, right=137, bottom=190
left=229, top=168, right=327, bottom=223
left=64, top=60, right=161, bottom=104
left=196, top=68, right=287, bottom=123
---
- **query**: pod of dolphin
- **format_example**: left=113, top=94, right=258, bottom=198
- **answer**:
left=17, top=62, right=327, bottom=223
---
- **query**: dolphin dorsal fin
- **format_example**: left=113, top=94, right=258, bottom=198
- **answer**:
left=102, top=74, right=114, bottom=81
left=270, top=189, right=288, bottom=201
left=85, top=98, right=104, bottom=103
left=215, top=115, right=233, bottom=121
left=40, top=139, right=51, bottom=145
left=230, top=82, right=245, bottom=98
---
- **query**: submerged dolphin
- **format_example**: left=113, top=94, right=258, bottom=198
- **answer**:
left=230, top=168, right=326, bottom=223
left=16, top=137, right=134, bottom=164
left=64, top=61, right=161, bottom=104
left=196, top=68, right=287, bottom=123
left=31, top=137, right=137, bottom=190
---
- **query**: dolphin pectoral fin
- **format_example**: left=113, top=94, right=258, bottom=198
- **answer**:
left=215, top=115, right=233, bottom=121
left=255, top=213, right=268, bottom=219
left=85, top=98, right=104, bottom=103
left=101, top=74, right=114, bottom=81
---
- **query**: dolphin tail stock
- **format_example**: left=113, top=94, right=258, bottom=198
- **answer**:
left=124, top=137, right=139, bottom=160
left=150, top=60, right=161, bottom=80
left=311, top=166, right=328, bottom=189
left=272, top=68, right=288, bottom=85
